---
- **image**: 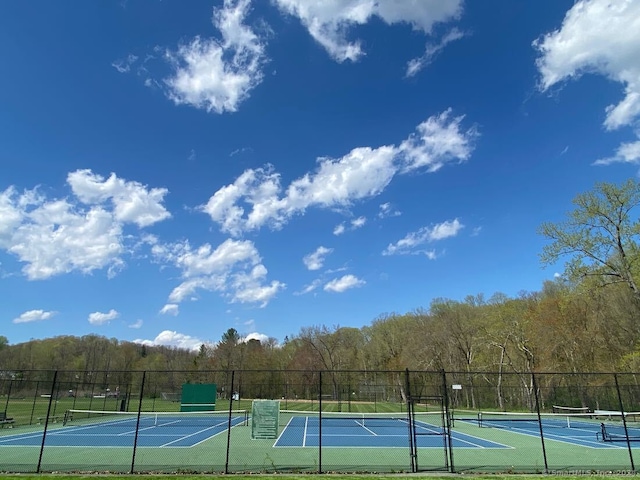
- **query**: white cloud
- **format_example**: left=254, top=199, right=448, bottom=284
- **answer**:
left=383, top=218, right=463, bottom=256
left=406, top=28, right=465, bottom=78
left=0, top=170, right=171, bottom=280
left=324, top=274, right=365, bottom=293
left=594, top=140, right=640, bottom=165
left=159, top=303, right=180, bottom=316
left=399, top=109, right=477, bottom=172
left=244, top=332, right=269, bottom=342
left=378, top=202, right=401, bottom=218
left=12, top=309, right=56, bottom=324
left=153, top=238, right=284, bottom=307
left=273, top=0, right=463, bottom=64
left=134, top=330, right=205, bottom=351
left=295, top=278, right=323, bottom=295
left=67, top=169, right=170, bottom=228
left=303, top=246, right=333, bottom=270
left=202, top=111, right=476, bottom=236
left=351, top=216, right=366, bottom=229
left=129, top=319, right=144, bottom=329
left=164, top=0, right=267, bottom=113
left=88, top=309, right=119, bottom=326
left=534, top=0, right=640, bottom=131
left=112, top=54, right=138, bottom=73
left=333, top=223, right=346, bottom=236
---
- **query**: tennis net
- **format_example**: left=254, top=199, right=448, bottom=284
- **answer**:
left=473, top=411, right=597, bottom=429
left=279, top=409, right=446, bottom=428
left=552, top=405, right=591, bottom=414
left=63, top=409, right=249, bottom=427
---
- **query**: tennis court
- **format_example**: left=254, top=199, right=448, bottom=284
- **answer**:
left=274, top=411, right=507, bottom=448
left=455, top=410, right=640, bottom=449
left=0, top=410, right=249, bottom=448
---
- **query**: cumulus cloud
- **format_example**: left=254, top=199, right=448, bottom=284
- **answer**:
left=164, top=0, right=268, bottom=113
left=333, top=223, right=346, bottom=236
left=129, top=319, right=144, bottom=329
left=12, top=309, right=56, bottom=324
left=594, top=141, right=640, bottom=166
left=153, top=238, right=284, bottom=308
left=134, top=330, right=206, bottom=351
left=88, top=309, right=119, bottom=325
left=303, top=246, right=333, bottom=270
left=0, top=170, right=170, bottom=280
left=324, top=274, right=365, bottom=293
left=534, top=0, right=640, bottom=164
left=244, top=332, right=269, bottom=342
left=383, top=218, right=463, bottom=256
left=201, top=110, right=476, bottom=236
left=67, top=170, right=170, bottom=227
left=399, top=109, right=477, bottom=172
left=273, top=0, right=463, bottom=64
left=159, top=304, right=180, bottom=316
left=378, top=202, right=401, bottom=218
left=351, top=216, right=366, bottom=229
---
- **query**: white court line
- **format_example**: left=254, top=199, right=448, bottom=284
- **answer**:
left=354, top=420, right=378, bottom=436
left=303, top=416, right=309, bottom=447
left=273, top=416, right=295, bottom=447
left=118, top=419, right=181, bottom=436
left=160, top=424, right=222, bottom=447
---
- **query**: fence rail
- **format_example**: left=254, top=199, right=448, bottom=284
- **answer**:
left=1, top=369, right=639, bottom=474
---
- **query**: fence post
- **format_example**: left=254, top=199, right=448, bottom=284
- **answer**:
left=441, top=369, right=454, bottom=473
left=318, top=370, right=323, bottom=474
left=405, top=369, right=416, bottom=473
left=3, top=379, right=12, bottom=414
left=36, top=370, right=58, bottom=473
left=224, top=370, right=235, bottom=474
left=531, top=372, right=549, bottom=473
left=130, top=371, right=146, bottom=474
left=29, top=380, right=39, bottom=425
left=614, top=373, right=635, bottom=471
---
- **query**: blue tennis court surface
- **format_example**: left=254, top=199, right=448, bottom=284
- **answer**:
left=0, top=414, right=248, bottom=448
left=275, top=415, right=508, bottom=448
left=458, top=414, right=640, bottom=449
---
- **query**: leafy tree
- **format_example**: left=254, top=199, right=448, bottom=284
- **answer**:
left=540, top=179, right=640, bottom=302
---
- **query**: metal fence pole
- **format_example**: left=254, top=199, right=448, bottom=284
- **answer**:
left=130, top=371, right=146, bottom=474
left=29, top=380, right=39, bottom=425
left=36, top=370, right=58, bottom=473
left=614, top=373, right=635, bottom=471
left=225, top=370, right=235, bottom=474
left=532, top=372, right=549, bottom=473
left=441, top=369, right=454, bottom=473
left=405, top=369, right=416, bottom=473
left=318, top=370, right=323, bottom=474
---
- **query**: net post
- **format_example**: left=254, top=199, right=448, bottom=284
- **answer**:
left=614, top=373, right=635, bottom=471
left=37, top=370, right=58, bottom=473
left=532, top=372, right=549, bottom=474
left=130, top=371, right=146, bottom=474
left=224, top=370, right=235, bottom=474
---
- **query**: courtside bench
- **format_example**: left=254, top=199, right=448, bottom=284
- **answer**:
left=0, top=411, right=14, bottom=428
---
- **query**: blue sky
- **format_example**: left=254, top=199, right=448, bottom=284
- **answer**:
left=2, top=0, right=640, bottom=350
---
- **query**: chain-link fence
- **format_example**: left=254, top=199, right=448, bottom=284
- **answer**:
left=1, top=369, right=639, bottom=473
